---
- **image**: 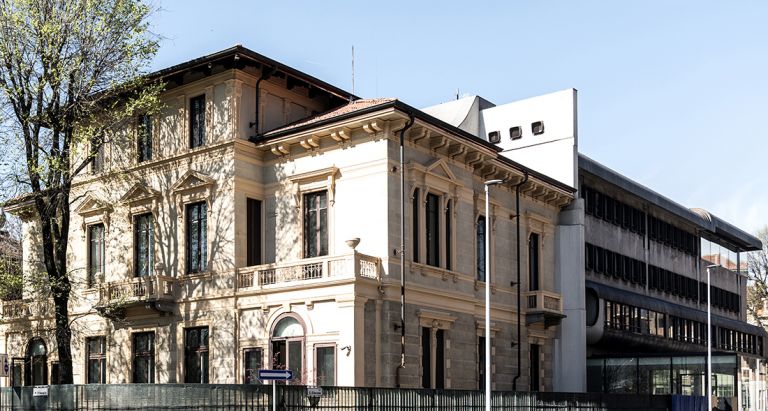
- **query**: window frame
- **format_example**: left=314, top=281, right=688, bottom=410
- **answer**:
left=476, top=215, right=487, bottom=282
left=528, top=232, right=540, bottom=291
left=87, top=223, right=105, bottom=287
left=243, top=347, right=263, bottom=384
left=185, top=201, right=208, bottom=274
left=133, top=213, right=154, bottom=277
left=314, top=344, right=336, bottom=386
left=137, top=113, right=153, bottom=163
left=302, top=190, right=329, bottom=259
left=246, top=198, right=263, bottom=266
left=183, top=326, right=210, bottom=384
left=132, top=331, right=155, bottom=383
left=90, top=134, right=104, bottom=173
left=189, top=94, right=206, bottom=149
left=86, top=336, right=107, bottom=384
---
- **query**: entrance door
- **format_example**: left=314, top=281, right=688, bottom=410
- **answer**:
left=25, top=339, right=47, bottom=386
left=271, top=316, right=305, bottom=383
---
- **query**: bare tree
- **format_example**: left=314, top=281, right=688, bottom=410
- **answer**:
left=747, top=227, right=768, bottom=328
left=0, top=0, right=161, bottom=383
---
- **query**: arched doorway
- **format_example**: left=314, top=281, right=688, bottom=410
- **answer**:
left=25, top=338, right=47, bottom=386
left=271, top=315, right=304, bottom=383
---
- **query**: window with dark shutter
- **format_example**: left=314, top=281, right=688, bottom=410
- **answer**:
left=190, top=95, right=206, bottom=148
left=137, top=114, right=152, bottom=162
left=186, top=202, right=208, bottom=274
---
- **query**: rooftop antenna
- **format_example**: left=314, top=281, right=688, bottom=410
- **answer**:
left=351, top=45, right=355, bottom=97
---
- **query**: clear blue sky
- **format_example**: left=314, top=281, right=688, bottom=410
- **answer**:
left=151, top=1, right=768, bottom=234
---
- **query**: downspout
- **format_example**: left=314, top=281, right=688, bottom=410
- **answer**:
left=511, top=171, right=529, bottom=391
left=248, top=66, right=275, bottom=140
left=395, top=114, right=415, bottom=388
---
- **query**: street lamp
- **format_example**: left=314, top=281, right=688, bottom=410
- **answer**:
left=706, top=263, right=719, bottom=404
left=484, top=179, right=504, bottom=411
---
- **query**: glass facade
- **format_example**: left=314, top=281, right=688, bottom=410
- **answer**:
left=587, top=355, right=737, bottom=397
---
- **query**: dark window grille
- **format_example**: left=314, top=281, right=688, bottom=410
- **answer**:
left=190, top=95, right=206, bottom=148
left=303, top=191, right=328, bottom=258
left=186, top=202, right=208, bottom=274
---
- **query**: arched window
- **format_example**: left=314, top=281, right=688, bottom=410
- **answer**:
left=271, top=316, right=305, bottom=383
left=26, top=338, right=47, bottom=386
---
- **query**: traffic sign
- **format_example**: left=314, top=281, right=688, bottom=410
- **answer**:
left=258, top=369, right=294, bottom=381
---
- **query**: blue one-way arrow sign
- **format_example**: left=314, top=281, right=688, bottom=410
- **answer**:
left=258, top=369, right=294, bottom=381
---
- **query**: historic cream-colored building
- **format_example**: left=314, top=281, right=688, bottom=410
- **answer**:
left=3, top=46, right=573, bottom=390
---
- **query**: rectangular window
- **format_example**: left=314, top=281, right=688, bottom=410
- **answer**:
left=425, top=193, right=440, bottom=267
left=315, top=345, right=336, bottom=386
left=134, top=214, right=154, bottom=277
left=91, top=135, right=104, bottom=173
left=137, top=114, right=152, bottom=162
left=445, top=200, right=452, bottom=271
left=186, top=202, right=208, bottom=274
left=412, top=188, right=420, bottom=263
left=189, top=95, right=206, bottom=148
left=184, top=327, right=209, bottom=383
left=11, top=358, right=23, bottom=387
left=435, top=329, right=444, bottom=389
left=246, top=198, right=262, bottom=266
left=303, top=191, right=328, bottom=258
left=422, top=327, right=431, bottom=388
left=478, top=336, right=486, bottom=390
left=530, top=343, right=540, bottom=391
left=50, top=362, right=60, bottom=385
left=476, top=215, right=486, bottom=281
left=86, top=337, right=106, bottom=384
left=88, top=224, right=105, bottom=287
left=529, top=233, right=540, bottom=291
left=244, top=348, right=262, bottom=384
left=132, top=332, right=155, bottom=383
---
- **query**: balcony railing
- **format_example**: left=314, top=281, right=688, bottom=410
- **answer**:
left=524, top=290, right=563, bottom=314
left=98, top=275, right=176, bottom=305
left=237, top=252, right=381, bottom=290
left=0, top=299, right=30, bottom=321
left=0, top=298, right=54, bottom=322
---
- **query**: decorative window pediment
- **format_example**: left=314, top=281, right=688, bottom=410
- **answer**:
left=120, top=183, right=161, bottom=219
left=120, top=183, right=161, bottom=204
left=172, top=170, right=216, bottom=194
left=75, top=196, right=111, bottom=217
left=289, top=166, right=339, bottom=206
left=75, top=195, right=112, bottom=230
left=417, top=309, right=457, bottom=330
left=425, top=158, right=457, bottom=183
left=172, top=170, right=216, bottom=212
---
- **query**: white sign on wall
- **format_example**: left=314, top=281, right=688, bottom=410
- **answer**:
left=33, top=385, right=49, bottom=397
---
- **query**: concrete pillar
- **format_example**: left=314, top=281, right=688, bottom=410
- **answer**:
left=553, top=198, right=586, bottom=392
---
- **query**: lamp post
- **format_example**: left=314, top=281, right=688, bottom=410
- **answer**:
left=706, top=264, right=719, bottom=404
left=484, top=179, right=504, bottom=411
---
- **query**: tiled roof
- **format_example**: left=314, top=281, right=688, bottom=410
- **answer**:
left=264, top=98, right=396, bottom=135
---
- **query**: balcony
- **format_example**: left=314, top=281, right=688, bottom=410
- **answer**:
left=237, top=252, right=381, bottom=290
left=95, top=275, right=176, bottom=316
left=0, top=299, right=53, bottom=322
left=524, top=290, right=565, bottom=328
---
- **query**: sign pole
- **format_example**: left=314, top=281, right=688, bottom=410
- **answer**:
left=272, top=380, right=276, bottom=411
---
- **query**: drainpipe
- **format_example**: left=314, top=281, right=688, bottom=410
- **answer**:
left=395, top=114, right=415, bottom=388
left=248, top=66, right=275, bottom=140
left=511, top=171, right=529, bottom=391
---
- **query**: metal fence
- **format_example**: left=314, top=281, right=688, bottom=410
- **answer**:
left=0, top=384, right=677, bottom=410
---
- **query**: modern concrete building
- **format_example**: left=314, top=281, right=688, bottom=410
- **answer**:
left=580, top=155, right=765, bottom=410
left=2, top=46, right=572, bottom=391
